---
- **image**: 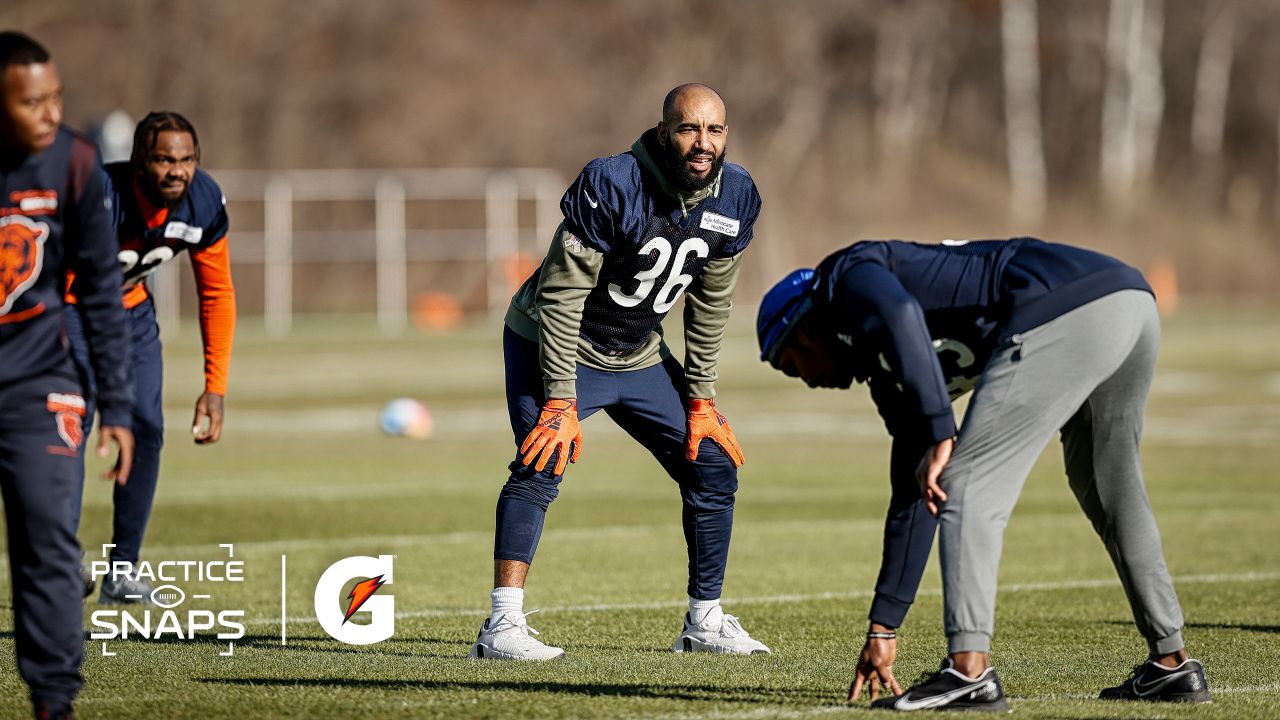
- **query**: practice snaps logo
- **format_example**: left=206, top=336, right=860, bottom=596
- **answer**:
left=313, top=555, right=394, bottom=645
left=88, top=543, right=246, bottom=656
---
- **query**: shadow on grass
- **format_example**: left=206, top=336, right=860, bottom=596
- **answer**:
left=58, top=630, right=679, bottom=660
left=196, top=676, right=834, bottom=704
left=84, top=632, right=466, bottom=659
left=92, top=631, right=725, bottom=658
left=1103, top=619, right=1280, bottom=634
left=1182, top=621, right=1280, bottom=634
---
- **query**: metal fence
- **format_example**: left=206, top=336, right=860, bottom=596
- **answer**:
left=150, top=168, right=565, bottom=336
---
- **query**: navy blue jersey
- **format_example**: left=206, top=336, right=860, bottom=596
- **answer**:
left=560, top=135, right=760, bottom=356
left=812, top=237, right=1150, bottom=445
left=0, top=128, right=131, bottom=426
left=103, top=162, right=229, bottom=294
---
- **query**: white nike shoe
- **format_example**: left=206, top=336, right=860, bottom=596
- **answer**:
left=672, top=607, right=771, bottom=655
left=468, top=609, right=565, bottom=660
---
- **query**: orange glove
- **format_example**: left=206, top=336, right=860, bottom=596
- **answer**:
left=686, top=398, right=745, bottom=467
left=520, top=398, right=583, bottom=475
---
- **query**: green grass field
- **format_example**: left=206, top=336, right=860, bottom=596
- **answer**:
left=2, top=306, right=1279, bottom=718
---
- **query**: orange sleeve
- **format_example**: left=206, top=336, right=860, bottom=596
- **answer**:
left=189, top=237, right=236, bottom=395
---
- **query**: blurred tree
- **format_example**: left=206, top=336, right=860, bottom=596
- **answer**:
left=3, top=0, right=1277, bottom=297
left=1001, top=0, right=1047, bottom=226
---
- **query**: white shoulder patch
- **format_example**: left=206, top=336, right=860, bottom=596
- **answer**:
left=19, top=196, right=58, bottom=212
left=164, top=222, right=204, bottom=244
left=699, top=212, right=740, bottom=237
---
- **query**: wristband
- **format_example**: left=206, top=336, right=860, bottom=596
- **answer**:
left=867, top=631, right=897, bottom=640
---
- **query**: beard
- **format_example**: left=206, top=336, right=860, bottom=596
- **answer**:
left=662, top=141, right=727, bottom=193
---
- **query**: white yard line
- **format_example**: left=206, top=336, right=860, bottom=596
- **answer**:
left=198, top=404, right=1280, bottom=445
left=112, top=516, right=890, bottom=559
left=249, top=569, right=1280, bottom=627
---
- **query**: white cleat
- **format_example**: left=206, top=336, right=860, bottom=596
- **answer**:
left=468, top=609, right=565, bottom=661
left=672, top=608, right=771, bottom=655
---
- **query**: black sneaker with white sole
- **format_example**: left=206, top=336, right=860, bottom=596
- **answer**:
left=1099, top=658, right=1211, bottom=703
left=872, top=659, right=1010, bottom=712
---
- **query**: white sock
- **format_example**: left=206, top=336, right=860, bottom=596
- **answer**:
left=689, top=596, right=721, bottom=625
left=491, top=587, right=524, bottom=620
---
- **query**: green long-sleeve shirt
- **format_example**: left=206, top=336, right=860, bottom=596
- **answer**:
left=504, top=223, right=744, bottom=399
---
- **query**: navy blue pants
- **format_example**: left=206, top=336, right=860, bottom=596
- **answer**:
left=496, top=327, right=738, bottom=600
left=65, top=298, right=164, bottom=566
left=0, top=360, right=86, bottom=713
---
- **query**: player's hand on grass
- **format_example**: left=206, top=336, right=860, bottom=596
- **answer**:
left=192, top=391, right=225, bottom=445
left=916, top=438, right=954, bottom=517
left=520, top=398, right=582, bottom=475
left=686, top=398, right=745, bottom=467
left=98, top=425, right=134, bottom=486
left=848, top=625, right=902, bottom=702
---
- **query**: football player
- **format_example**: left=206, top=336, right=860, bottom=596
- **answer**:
left=0, top=31, right=133, bottom=720
left=757, top=238, right=1210, bottom=710
left=65, top=111, right=235, bottom=603
left=471, top=84, right=768, bottom=660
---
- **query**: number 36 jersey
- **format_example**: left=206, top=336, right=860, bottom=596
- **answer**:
left=102, top=161, right=230, bottom=309
left=561, top=152, right=760, bottom=356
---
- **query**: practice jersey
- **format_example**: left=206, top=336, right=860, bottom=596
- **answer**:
left=559, top=142, right=760, bottom=356
left=0, top=127, right=132, bottom=425
left=811, top=237, right=1151, bottom=445
left=110, top=163, right=234, bottom=395
left=65, top=164, right=235, bottom=394
left=102, top=162, right=230, bottom=308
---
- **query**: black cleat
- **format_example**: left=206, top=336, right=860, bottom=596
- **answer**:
left=872, top=659, right=1010, bottom=712
left=1099, top=658, right=1212, bottom=703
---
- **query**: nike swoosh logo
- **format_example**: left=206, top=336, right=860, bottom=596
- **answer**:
left=1134, top=668, right=1197, bottom=697
left=583, top=188, right=599, bottom=209
left=894, top=680, right=996, bottom=711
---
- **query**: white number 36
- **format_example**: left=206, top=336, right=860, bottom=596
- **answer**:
left=608, top=236, right=709, bottom=313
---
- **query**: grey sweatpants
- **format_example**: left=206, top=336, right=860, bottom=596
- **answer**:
left=940, top=290, right=1184, bottom=656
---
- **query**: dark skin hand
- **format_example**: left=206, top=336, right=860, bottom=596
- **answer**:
left=97, top=426, right=134, bottom=486
left=916, top=438, right=954, bottom=517
left=192, top=392, right=224, bottom=444
left=848, top=622, right=904, bottom=701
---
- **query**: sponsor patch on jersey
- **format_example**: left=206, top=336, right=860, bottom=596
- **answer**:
left=10, top=189, right=58, bottom=214
left=164, top=222, right=204, bottom=244
left=699, top=212, right=739, bottom=237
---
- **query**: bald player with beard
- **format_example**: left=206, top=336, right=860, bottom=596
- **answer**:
left=469, top=84, right=769, bottom=660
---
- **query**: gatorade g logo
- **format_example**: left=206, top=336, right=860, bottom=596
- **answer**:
left=314, top=555, right=394, bottom=645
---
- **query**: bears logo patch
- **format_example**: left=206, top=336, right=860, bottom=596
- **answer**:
left=0, top=215, right=50, bottom=316
left=46, top=393, right=87, bottom=456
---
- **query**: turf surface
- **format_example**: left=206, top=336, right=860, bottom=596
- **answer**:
left=2, top=306, right=1277, bottom=718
